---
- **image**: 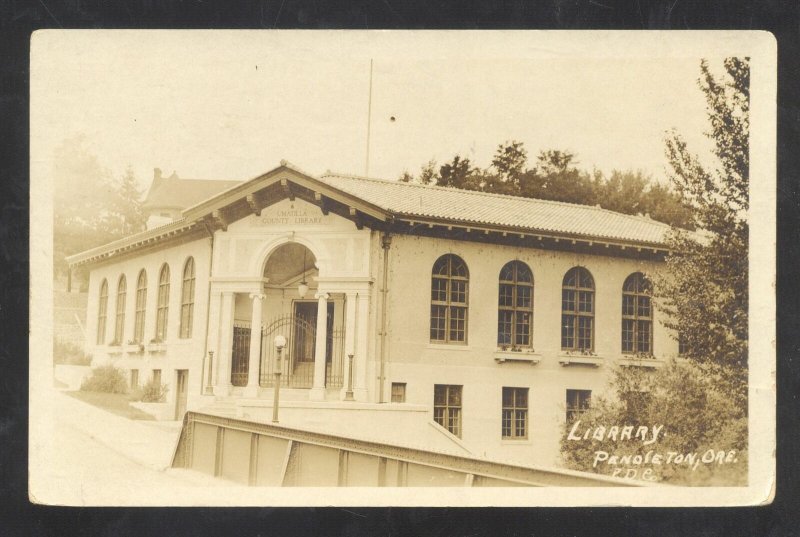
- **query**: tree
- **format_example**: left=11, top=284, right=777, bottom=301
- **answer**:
left=53, top=135, right=147, bottom=281
left=419, top=159, right=439, bottom=185
left=491, top=140, right=527, bottom=187
left=110, top=166, right=146, bottom=236
left=437, top=155, right=480, bottom=191
left=560, top=360, right=747, bottom=485
left=656, top=57, right=749, bottom=401
left=398, top=170, right=415, bottom=183
left=520, top=150, right=595, bottom=204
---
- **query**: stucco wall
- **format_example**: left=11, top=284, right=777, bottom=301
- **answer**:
left=85, top=236, right=212, bottom=415
left=381, top=233, right=677, bottom=465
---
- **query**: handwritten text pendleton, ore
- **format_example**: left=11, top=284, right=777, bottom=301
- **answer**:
left=566, top=420, right=739, bottom=480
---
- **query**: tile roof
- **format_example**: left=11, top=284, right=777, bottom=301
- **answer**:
left=69, top=163, right=675, bottom=267
left=317, top=172, right=672, bottom=246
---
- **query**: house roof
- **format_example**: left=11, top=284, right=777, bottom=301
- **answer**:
left=316, top=172, right=672, bottom=246
left=142, top=172, right=241, bottom=210
left=67, top=162, right=674, bottom=267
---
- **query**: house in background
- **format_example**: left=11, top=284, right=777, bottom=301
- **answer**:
left=66, top=161, right=680, bottom=467
left=142, top=168, right=241, bottom=230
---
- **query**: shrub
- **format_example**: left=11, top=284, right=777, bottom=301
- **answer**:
left=134, top=378, right=169, bottom=403
left=53, top=338, right=92, bottom=366
left=80, top=364, right=128, bottom=394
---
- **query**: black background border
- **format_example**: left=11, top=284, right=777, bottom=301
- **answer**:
left=1, top=1, right=798, bottom=535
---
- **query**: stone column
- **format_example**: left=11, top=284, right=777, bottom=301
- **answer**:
left=214, top=291, right=235, bottom=397
left=309, top=291, right=329, bottom=401
left=244, top=293, right=265, bottom=397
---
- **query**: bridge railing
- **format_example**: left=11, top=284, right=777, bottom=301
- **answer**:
left=172, top=411, right=653, bottom=488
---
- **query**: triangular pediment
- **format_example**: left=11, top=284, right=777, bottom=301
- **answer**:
left=182, top=164, right=390, bottom=233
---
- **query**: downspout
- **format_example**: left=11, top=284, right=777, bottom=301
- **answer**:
left=378, top=232, right=392, bottom=403
left=200, top=221, right=215, bottom=395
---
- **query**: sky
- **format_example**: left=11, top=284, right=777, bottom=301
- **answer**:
left=31, top=31, right=723, bottom=191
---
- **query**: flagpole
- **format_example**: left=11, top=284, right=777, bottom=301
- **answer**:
left=365, top=59, right=373, bottom=177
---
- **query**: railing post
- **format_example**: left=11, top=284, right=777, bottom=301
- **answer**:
left=344, top=353, right=355, bottom=401
left=309, top=292, right=329, bottom=401
left=205, top=351, right=214, bottom=394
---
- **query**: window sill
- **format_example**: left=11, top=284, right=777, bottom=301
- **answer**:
left=146, top=343, right=167, bottom=353
left=426, top=343, right=471, bottom=351
left=501, top=438, right=532, bottom=445
left=494, top=350, right=540, bottom=365
left=124, top=344, right=145, bottom=354
left=558, top=354, right=603, bottom=367
left=618, top=356, right=665, bottom=368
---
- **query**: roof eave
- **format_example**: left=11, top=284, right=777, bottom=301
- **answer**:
left=392, top=214, right=670, bottom=253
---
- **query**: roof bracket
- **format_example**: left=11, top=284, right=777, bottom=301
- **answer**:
left=314, top=192, right=329, bottom=215
left=349, top=207, right=364, bottom=230
left=209, top=209, right=228, bottom=232
left=280, top=178, right=295, bottom=201
left=246, top=193, right=263, bottom=216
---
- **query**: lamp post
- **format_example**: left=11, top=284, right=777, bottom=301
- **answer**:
left=272, top=335, right=287, bottom=423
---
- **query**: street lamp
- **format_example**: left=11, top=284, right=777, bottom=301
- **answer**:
left=272, top=334, right=287, bottom=423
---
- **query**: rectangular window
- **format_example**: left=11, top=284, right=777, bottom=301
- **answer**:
left=566, top=389, right=591, bottom=422
left=501, top=387, right=528, bottom=439
left=130, top=369, right=139, bottom=389
left=391, top=382, right=406, bottom=403
left=433, top=384, right=462, bottom=438
left=152, top=369, right=162, bottom=386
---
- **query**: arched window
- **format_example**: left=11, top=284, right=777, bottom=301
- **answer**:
left=180, top=257, right=195, bottom=339
left=622, top=272, right=653, bottom=354
left=155, top=264, right=170, bottom=342
left=498, top=261, right=533, bottom=349
left=96, top=279, right=108, bottom=344
left=134, top=270, right=147, bottom=343
left=561, top=267, right=595, bottom=351
left=430, top=254, right=469, bottom=344
left=114, top=275, right=126, bottom=344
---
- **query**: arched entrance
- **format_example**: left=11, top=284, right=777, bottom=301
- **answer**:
left=229, top=242, right=345, bottom=391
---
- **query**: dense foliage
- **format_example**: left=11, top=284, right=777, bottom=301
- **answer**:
left=80, top=364, right=129, bottom=394
left=399, top=144, right=694, bottom=229
left=133, top=377, right=169, bottom=403
left=560, top=360, right=747, bottom=485
left=53, top=135, right=146, bottom=283
left=656, top=58, right=750, bottom=403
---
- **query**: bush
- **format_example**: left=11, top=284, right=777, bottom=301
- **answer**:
left=53, top=338, right=92, bottom=366
left=134, top=378, right=169, bottom=403
left=80, top=364, right=128, bottom=394
left=559, top=359, right=747, bottom=486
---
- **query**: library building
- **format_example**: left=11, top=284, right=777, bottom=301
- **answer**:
left=67, top=161, right=680, bottom=469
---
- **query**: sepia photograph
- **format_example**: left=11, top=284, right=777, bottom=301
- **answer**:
left=28, top=30, right=775, bottom=506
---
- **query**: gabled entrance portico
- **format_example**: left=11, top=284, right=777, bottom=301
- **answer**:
left=204, top=196, right=374, bottom=404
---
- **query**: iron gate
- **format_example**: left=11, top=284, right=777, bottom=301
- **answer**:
left=259, top=313, right=345, bottom=389
left=260, top=314, right=315, bottom=388
left=231, top=322, right=251, bottom=387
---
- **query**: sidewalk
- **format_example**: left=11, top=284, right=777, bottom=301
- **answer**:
left=54, top=389, right=183, bottom=471
left=30, top=388, right=246, bottom=506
